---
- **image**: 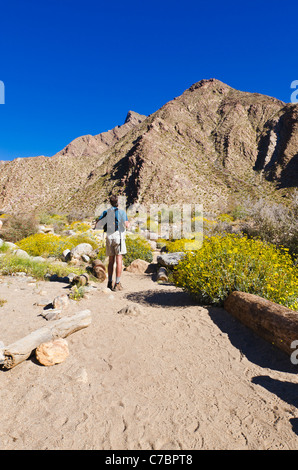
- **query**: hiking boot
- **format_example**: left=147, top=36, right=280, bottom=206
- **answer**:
left=113, top=282, right=123, bottom=291
left=107, top=281, right=113, bottom=290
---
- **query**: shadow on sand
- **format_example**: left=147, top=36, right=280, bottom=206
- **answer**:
left=127, top=287, right=298, bottom=436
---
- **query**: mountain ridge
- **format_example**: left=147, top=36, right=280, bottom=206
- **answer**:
left=0, top=79, right=297, bottom=216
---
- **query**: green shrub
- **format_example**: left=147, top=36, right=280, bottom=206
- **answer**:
left=123, top=235, right=153, bottom=266
left=69, top=285, right=86, bottom=301
left=0, top=242, right=11, bottom=253
left=173, top=234, right=298, bottom=310
left=0, top=254, right=85, bottom=280
left=38, top=212, right=68, bottom=226
left=96, top=245, right=107, bottom=262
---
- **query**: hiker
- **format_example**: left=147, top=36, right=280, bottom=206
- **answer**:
left=95, top=195, right=129, bottom=291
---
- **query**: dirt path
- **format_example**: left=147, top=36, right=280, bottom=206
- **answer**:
left=1, top=268, right=298, bottom=450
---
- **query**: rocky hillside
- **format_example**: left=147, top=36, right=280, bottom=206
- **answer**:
left=0, top=79, right=297, bottom=216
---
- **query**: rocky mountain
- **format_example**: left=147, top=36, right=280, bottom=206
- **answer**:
left=0, top=79, right=297, bottom=216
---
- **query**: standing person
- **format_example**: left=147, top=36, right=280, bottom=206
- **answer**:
left=95, top=195, right=129, bottom=291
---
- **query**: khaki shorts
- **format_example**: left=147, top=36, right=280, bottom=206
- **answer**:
left=105, top=231, right=127, bottom=256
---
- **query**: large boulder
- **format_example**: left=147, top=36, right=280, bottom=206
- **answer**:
left=125, top=259, right=150, bottom=274
left=13, top=249, right=30, bottom=259
left=157, top=252, right=186, bottom=267
left=70, top=243, right=93, bottom=259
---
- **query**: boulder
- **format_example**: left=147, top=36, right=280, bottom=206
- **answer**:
left=13, top=249, right=30, bottom=259
left=35, top=338, right=69, bottom=366
left=125, top=259, right=150, bottom=274
left=41, top=309, right=62, bottom=321
left=70, top=243, right=93, bottom=259
left=52, top=294, right=70, bottom=310
left=224, top=291, right=298, bottom=356
left=66, top=272, right=77, bottom=284
left=4, top=242, right=17, bottom=250
left=32, top=256, right=46, bottom=262
left=157, top=252, right=186, bottom=267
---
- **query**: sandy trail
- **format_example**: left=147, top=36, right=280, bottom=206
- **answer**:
left=0, top=268, right=298, bottom=450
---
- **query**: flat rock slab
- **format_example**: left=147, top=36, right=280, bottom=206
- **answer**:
left=157, top=252, right=186, bottom=267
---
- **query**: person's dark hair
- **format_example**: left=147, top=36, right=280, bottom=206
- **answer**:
left=109, top=194, right=118, bottom=207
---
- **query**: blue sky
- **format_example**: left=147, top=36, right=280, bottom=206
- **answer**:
left=0, top=0, right=296, bottom=161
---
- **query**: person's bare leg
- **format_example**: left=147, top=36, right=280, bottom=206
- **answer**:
left=108, top=256, right=115, bottom=287
left=115, top=254, right=122, bottom=279
left=113, top=254, right=123, bottom=290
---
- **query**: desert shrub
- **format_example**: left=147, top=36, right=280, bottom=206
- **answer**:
left=217, top=213, right=234, bottom=223
left=38, top=212, right=68, bottom=225
left=123, top=235, right=153, bottom=266
left=0, top=242, right=11, bottom=253
left=230, top=204, right=248, bottom=220
left=16, top=233, right=74, bottom=257
left=96, top=245, right=107, bottom=261
left=69, top=285, right=86, bottom=301
left=242, top=196, right=298, bottom=260
left=16, top=233, right=99, bottom=258
left=1, top=213, right=38, bottom=243
left=173, top=234, right=298, bottom=310
left=68, top=221, right=91, bottom=232
left=162, top=237, right=203, bottom=253
left=0, top=254, right=85, bottom=280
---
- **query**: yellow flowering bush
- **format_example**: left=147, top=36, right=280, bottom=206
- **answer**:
left=173, top=234, right=298, bottom=310
left=217, top=213, right=234, bottom=223
left=68, top=221, right=91, bottom=232
left=16, top=233, right=98, bottom=258
left=162, top=237, right=203, bottom=253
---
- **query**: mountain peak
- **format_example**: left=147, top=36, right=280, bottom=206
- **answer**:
left=124, top=110, right=147, bottom=126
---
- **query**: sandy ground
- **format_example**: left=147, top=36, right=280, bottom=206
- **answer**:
left=1, top=266, right=298, bottom=450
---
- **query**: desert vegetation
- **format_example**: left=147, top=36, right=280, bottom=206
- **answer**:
left=0, top=210, right=155, bottom=281
left=158, top=193, right=298, bottom=311
left=0, top=193, right=297, bottom=310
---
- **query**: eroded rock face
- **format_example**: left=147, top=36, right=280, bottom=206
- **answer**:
left=35, top=338, right=69, bottom=366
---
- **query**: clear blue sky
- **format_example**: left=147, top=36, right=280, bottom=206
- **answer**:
left=0, top=0, right=296, bottom=161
